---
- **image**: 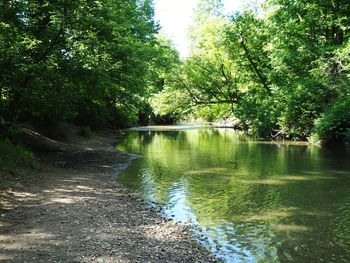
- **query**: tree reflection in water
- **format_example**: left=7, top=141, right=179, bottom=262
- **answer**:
left=117, top=128, right=350, bottom=263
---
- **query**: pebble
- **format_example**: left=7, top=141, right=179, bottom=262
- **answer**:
left=0, top=136, right=217, bottom=263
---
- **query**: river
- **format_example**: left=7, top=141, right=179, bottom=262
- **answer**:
left=116, top=127, right=350, bottom=262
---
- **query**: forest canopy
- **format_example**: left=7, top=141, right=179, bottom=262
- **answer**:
left=0, top=0, right=179, bottom=131
left=1, top=0, right=349, bottom=143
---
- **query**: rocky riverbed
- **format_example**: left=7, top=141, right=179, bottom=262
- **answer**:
left=0, top=131, right=217, bottom=262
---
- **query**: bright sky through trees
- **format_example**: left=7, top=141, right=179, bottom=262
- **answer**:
left=154, top=0, right=248, bottom=58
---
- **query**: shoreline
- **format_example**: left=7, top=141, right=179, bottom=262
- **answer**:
left=0, top=130, right=216, bottom=262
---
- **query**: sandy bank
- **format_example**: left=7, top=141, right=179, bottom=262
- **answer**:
left=0, top=131, right=216, bottom=262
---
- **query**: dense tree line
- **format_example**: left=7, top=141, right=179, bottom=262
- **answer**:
left=151, top=0, right=350, bottom=143
left=0, top=0, right=179, bottom=135
left=1, top=0, right=349, bottom=144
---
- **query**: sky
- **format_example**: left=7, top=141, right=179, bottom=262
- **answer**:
left=154, top=0, right=253, bottom=58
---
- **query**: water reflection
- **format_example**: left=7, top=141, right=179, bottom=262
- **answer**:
left=116, top=128, right=350, bottom=262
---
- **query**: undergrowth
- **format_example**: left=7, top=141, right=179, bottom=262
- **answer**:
left=0, top=139, right=39, bottom=189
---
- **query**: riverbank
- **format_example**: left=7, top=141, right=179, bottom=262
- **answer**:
left=0, top=130, right=216, bottom=262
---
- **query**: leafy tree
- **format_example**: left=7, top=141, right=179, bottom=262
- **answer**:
left=170, top=0, right=350, bottom=141
left=0, top=0, right=170, bottom=129
left=264, top=0, right=350, bottom=139
left=313, top=97, right=350, bottom=143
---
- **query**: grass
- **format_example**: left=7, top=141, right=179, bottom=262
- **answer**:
left=0, top=139, right=39, bottom=189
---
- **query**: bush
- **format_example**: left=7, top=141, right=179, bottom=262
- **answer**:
left=313, top=98, right=350, bottom=143
left=0, top=139, right=39, bottom=179
left=0, top=117, right=19, bottom=139
left=111, top=104, right=139, bottom=128
left=276, top=82, right=329, bottom=140
left=308, top=132, right=321, bottom=145
left=79, top=126, right=93, bottom=138
left=35, top=122, right=72, bottom=141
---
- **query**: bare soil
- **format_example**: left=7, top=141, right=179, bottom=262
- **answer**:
left=0, top=131, right=216, bottom=263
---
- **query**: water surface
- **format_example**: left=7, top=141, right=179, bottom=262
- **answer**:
left=116, top=128, right=350, bottom=262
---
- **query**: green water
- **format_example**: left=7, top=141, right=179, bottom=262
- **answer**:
left=116, top=128, right=350, bottom=262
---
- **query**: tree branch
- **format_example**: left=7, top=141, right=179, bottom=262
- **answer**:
left=239, top=34, right=270, bottom=94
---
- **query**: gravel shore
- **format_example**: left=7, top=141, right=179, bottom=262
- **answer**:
left=0, top=131, right=217, bottom=262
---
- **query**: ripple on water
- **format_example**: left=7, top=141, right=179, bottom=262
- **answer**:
left=116, top=128, right=350, bottom=262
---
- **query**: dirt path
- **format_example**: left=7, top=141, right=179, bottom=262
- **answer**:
left=0, top=132, right=216, bottom=263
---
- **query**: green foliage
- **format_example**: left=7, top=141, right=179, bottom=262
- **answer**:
left=146, top=36, right=182, bottom=124
left=0, top=0, right=173, bottom=129
left=308, top=133, right=321, bottom=145
left=1, top=0, right=349, bottom=143
left=150, top=86, right=190, bottom=119
left=276, top=81, right=330, bottom=139
left=234, top=92, right=277, bottom=137
left=79, top=126, right=93, bottom=138
left=0, top=139, right=39, bottom=178
left=0, top=117, right=19, bottom=139
left=111, top=104, right=139, bottom=128
left=160, top=0, right=350, bottom=142
left=192, top=104, right=232, bottom=123
left=314, top=98, right=350, bottom=143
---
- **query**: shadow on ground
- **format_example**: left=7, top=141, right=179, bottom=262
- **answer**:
left=0, top=144, right=214, bottom=263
